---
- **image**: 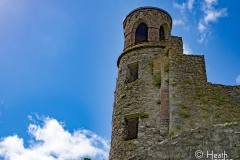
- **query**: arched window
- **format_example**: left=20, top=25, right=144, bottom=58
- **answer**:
left=135, top=23, right=148, bottom=44
left=159, top=26, right=165, bottom=41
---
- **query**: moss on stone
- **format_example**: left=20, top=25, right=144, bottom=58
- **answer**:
left=149, top=60, right=154, bottom=74
left=179, top=110, right=190, bottom=118
left=139, top=112, right=149, bottom=118
left=215, top=112, right=221, bottom=118
left=180, top=104, right=190, bottom=110
left=120, top=94, right=126, bottom=99
left=164, top=48, right=169, bottom=57
left=165, top=78, right=169, bottom=85
left=201, top=98, right=208, bottom=104
left=194, top=91, right=202, bottom=100
left=177, top=57, right=185, bottom=63
left=200, top=107, right=210, bottom=112
left=164, top=62, right=169, bottom=73
left=153, top=72, right=161, bottom=88
left=175, top=125, right=181, bottom=130
left=224, top=122, right=237, bottom=127
left=215, top=97, right=224, bottom=106
left=124, top=85, right=132, bottom=90
left=168, top=130, right=174, bottom=137
left=116, top=111, right=122, bottom=115
left=171, top=79, right=177, bottom=87
left=156, top=100, right=161, bottom=104
left=203, top=115, right=209, bottom=119
left=184, top=79, right=193, bottom=85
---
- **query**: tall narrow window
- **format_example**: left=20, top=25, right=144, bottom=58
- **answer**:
left=124, top=117, right=138, bottom=141
left=159, top=26, right=165, bottom=41
left=125, top=62, right=138, bottom=83
left=135, top=23, right=148, bottom=44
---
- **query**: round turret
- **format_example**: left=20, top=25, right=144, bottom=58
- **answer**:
left=123, top=7, right=172, bottom=50
left=110, top=7, right=176, bottom=160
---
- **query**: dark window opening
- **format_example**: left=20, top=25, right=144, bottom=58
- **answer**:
left=159, top=26, right=165, bottom=41
left=125, top=63, right=138, bottom=83
left=135, top=23, right=148, bottom=44
left=124, top=117, right=138, bottom=141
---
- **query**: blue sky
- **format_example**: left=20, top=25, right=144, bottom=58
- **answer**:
left=0, top=0, right=239, bottom=159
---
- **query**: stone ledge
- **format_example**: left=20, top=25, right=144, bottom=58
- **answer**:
left=117, top=43, right=165, bottom=67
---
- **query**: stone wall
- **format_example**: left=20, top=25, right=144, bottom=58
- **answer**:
left=225, top=85, right=240, bottom=107
left=110, top=34, right=185, bottom=159
left=110, top=45, right=165, bottom=159
left=130, top=124, right=240, bottom=159
left=168, top=48, right=240, bottom=136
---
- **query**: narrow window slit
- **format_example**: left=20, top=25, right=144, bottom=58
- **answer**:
left=159, top=26, right=165, bottom=41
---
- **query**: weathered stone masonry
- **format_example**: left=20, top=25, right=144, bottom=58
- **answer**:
left=130, top=124, right=240, bottom=159
left=110, top=7, right=240, bottom=160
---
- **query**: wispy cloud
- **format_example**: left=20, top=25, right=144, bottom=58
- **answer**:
left=173, top=19, right=184, bottom=25
left=197, top=21, right=206, bottom=33
left=197, top=0, right=227, bottom=43
left=173, top=0, right=227, bottom=43
left=236, top=75, right=240, bottom=85
left=172, top=0, right=195, bottom=33
left=173, top=0, right=195, bottom=11
left=197, top=33, right=206, bottom=43
left=203, top=9, right=227, bottom=24
left=173, top=2, right=186, bottom=11
left=188, top=0, right=195, bottom=10
left=0, top=117, right=109, bottom=160
left=205, top=0, right=217, bottom=8
left=183, top=44, right=192, bottom=55
left=202, top=0, right=227, bottom=24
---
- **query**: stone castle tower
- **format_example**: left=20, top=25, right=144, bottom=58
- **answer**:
left=110, top=7, right=240, bottom=160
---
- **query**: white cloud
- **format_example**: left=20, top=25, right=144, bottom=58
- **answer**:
left=205, top=0, right=217, bottom=8
left=183, top=44, right=192, bottom=55
left=203, top=8, right=227, bottom=24
left=198, top=21, right=206, bottom=33
left=196, top=0, right=227, bottom=43
left=173, top=0, right=227, bottom=43
left=173, top=19, right=184, bottom=25
left=0, top=117, right=109, bottom=160
left=205, top=0, right=217, bottom=3
left=197, top=33, right=206, bottom=43
left=188, top=0, right=195, bottom=10
left=173, top=2, right=186, bottom=11
left=173, top=0, right=195, bottom=11
left=202, top=0, right=227, bottom=24
left=236, top=75, right=240, bottom=84
left=202, top=0, right=227, bottom=23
